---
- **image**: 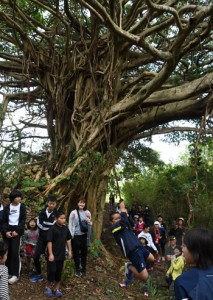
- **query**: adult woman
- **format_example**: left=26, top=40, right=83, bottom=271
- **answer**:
left=174, top=228, right=213, bottom=300
left=68, top=197, right=92, bottom=277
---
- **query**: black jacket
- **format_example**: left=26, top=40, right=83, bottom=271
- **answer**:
left=1, top=203, right=26, bottom=236
left=37, top=207, right=57, bottom=237
left=111, top=212, right=142, bottom=259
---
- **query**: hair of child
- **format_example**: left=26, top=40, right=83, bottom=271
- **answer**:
left=47, top=194, right=57, bottom=202
left=27, top=218, right=38, bottom=230
left=55, top=210, right=65, bottom=218
left=9, top=189, right=22, bottom=202
left=109, top=211, right=118, bottom=222
left=144, top=225, right=150, bottom=229
left=175, top=245, right=182, bottom=253
left=184, top=228, right=213, bottom=269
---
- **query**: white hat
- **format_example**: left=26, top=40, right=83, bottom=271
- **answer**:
left=139, top=234, right=149, bottom=244
left=154, top=221, right=160, bottom=225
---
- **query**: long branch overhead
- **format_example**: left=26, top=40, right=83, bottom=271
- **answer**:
left=0, top=0, right=212, bottom=158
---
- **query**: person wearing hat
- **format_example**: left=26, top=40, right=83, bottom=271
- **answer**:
left=1, top=190, right=26, bottom=284
left=165, top=236, right=177, bottom=268
left=150, top=221, right=162, bottom=265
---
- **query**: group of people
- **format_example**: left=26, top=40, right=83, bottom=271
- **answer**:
left=1, top=191, right=213, bottom=300
left=110, top=200, right=213, bottom=299
left=0, top=190, right=92, bottom=299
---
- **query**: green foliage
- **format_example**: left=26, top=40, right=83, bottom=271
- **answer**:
left=21, top=178, right=47, bottom=191
left=62, top=259, right=75, bottom=282
left=89, top=239, right=104, bottom=257
left=122, top=156, right=213, bottom=227
left=118, top=141, right=165, bottom=180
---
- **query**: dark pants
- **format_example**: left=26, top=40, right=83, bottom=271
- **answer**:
left=33, top=236, right=47, bottom=274
left=47, top=260, right=64, bottom=282
left=71, top=234, right=88, bottom=272
left=160, top=240, right=166, bottom=257
left=4, top=236, right=21, bottom=277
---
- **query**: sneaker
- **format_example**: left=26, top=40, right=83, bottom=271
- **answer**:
left=75, top=270, right=82, bottom=277
left=45, top=287, right=53, bottom=298
left=8, top=276, right=19, bottom=284
left=144, top=291, right=149, bottom=297
left=119, top=282, right=127, bottom=288
left=30, top=274, right=44, bottom=282
left=81, top=270, right=86, bottom=277
left=54, top=289, right=63, bottom=297
left=29, top=271, right=38, bottom=278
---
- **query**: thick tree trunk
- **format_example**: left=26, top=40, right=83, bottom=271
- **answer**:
left=51, top=151, right=112, bottom=240
left=87, top=175, right=109, bottom=239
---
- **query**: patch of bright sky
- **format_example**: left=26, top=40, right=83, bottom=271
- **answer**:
left=145, top=135, right=189, bottom=164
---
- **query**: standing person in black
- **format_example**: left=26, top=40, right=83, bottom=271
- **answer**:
left=143, top=205, right=151, bottom=225
left=173, top=217, right=186, bottom=246
left=109, top=193, right=115, bottom=210
left=1, top=189, right=26, bottom=284
left=45, top=211, right=72, bottom=297
left=157, top=215, right=167, bottom=261
left=31, top=195, right=57, bottom=282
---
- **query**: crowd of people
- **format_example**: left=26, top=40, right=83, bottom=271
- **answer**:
left=0, top=190, right=92, bottom=299
left=110, top=199, right=213, bottom=299
left=1, top=191, right=213, bottom=299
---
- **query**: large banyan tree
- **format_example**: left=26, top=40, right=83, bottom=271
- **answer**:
left=0, top=0, right=213, bottom=237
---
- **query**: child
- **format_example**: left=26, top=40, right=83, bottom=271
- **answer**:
left=166, top=245, right=184, bottom=296
left=134, top=216, right=145, bottom=236
left=110, top=201, right=154, bottom=287
left=45, top=211, right=72, bottom=297
left=139, top=235, right=152, bottom=298
left=174, top=228, right=213, bottom=300
left=138, top=225, right=158, bottom=271
left=1, top=190, right=26, bottom=284
left=23, top=218, right=39, bottom=274
left=0, top=241, right=9, bottom=299
left=150, top=221, right=162, bottom=265
left=31, top=194, right=58, bottom=282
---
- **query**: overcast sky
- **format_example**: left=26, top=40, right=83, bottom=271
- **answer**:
left=148, top=135, right=188, bottom=164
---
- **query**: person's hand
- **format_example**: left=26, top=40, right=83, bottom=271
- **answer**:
left=68, top=251, right=72, bottom=260
left=49, top=254, right=54, bottom=262
left=11, top=231, right=18, bottom=237
left=6, top=231, right=12, bottom=238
